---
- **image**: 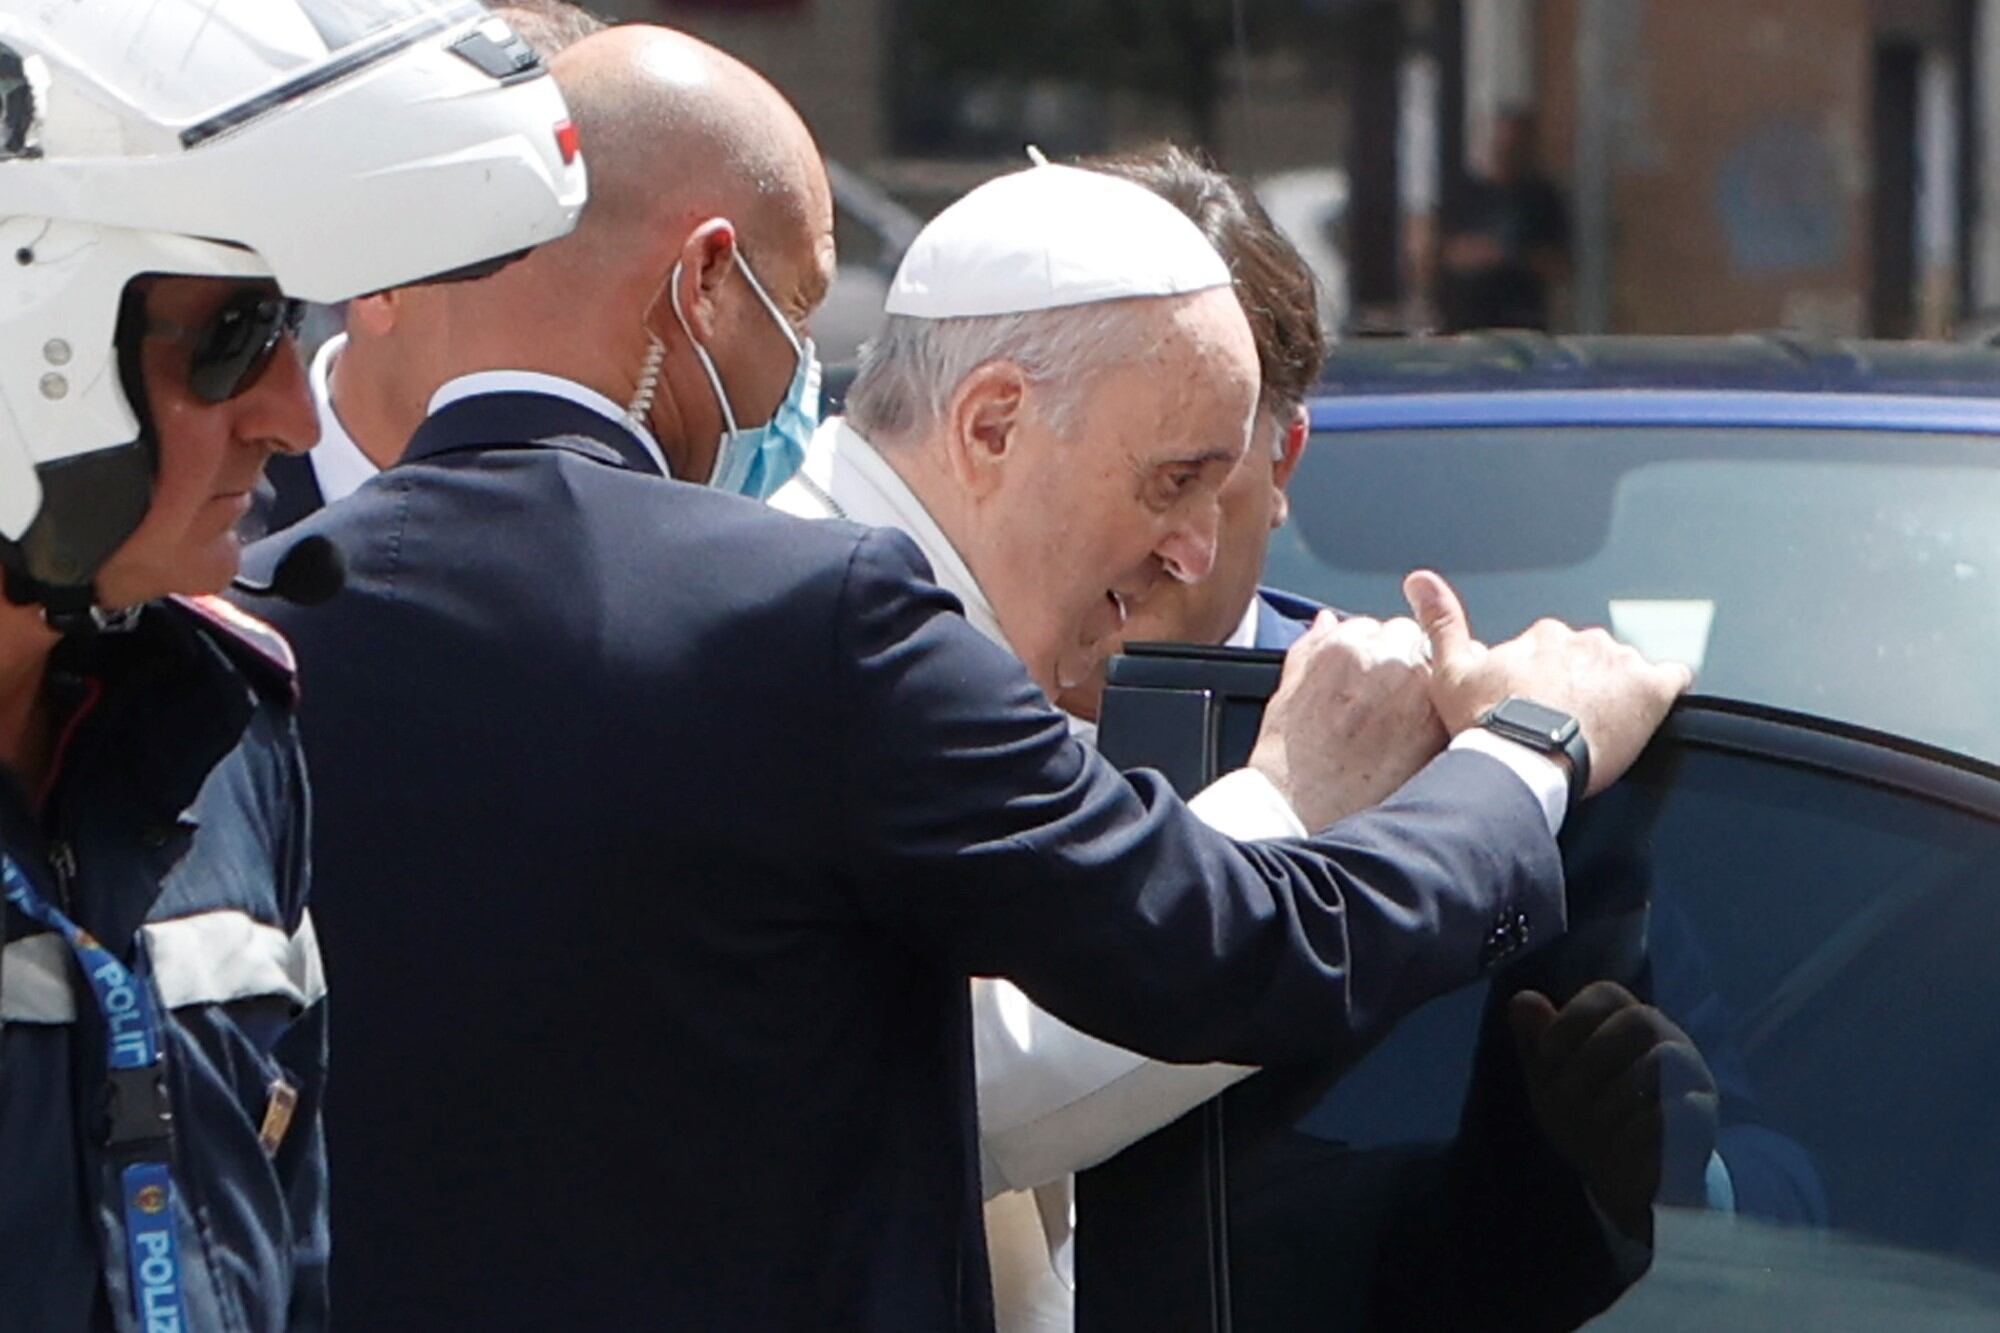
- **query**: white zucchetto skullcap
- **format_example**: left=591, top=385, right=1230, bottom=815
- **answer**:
left=885, top=164, right=1233, bottom=320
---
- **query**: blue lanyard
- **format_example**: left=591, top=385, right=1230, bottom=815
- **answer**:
left=3, top=851, right=190, bottom=1330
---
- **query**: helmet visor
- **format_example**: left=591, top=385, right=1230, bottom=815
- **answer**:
left=30, top=0, right=491, bottom=139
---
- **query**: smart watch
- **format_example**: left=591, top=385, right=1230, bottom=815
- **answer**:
left=1477, top=696, right=1590, bottom=809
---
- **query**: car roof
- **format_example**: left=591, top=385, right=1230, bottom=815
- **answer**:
left=1308, top=333, right=2000, bottom=434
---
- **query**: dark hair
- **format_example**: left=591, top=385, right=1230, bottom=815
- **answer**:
left=1082, top=143, right=1326, bottom=412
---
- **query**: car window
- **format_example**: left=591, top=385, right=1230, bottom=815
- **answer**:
left=1081, top=701, right=2000, bottom=1331
left=1264, top=424, right=2000, bottom=763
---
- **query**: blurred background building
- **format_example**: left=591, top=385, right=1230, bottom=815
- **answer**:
left=596, top=0, right=2000, bottom=345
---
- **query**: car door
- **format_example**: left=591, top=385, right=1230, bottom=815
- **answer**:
left=1083, top=688, right=2000, bottom=1331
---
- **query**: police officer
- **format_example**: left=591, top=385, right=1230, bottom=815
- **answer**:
left=0, top=3, right=582, bottom=1327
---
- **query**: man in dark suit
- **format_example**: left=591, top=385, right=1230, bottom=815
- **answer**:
left=240, top=26, right=1688, bottom=1332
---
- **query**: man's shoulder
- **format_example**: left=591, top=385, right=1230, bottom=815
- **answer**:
left=644, top=485, right=928, bottom=597
left=245, top=466, right=933, bottom=639
left=242, top=457, right=406, bottom=562
left=697, top=500, right=955, bottom=638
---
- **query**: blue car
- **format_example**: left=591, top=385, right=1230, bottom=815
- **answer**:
left=1278, top=333, right=2000, bottom=765
left=1084, top=335, right=2000, bottom=1331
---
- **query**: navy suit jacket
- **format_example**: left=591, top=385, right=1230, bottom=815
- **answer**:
left=240, top=392, right=1564, bottom=1331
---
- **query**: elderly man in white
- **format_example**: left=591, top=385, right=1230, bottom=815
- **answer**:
left=770, top=163, right=1601, bottom=1332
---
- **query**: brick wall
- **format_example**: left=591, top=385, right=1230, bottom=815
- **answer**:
left=1540, top=0, right=1874, bottom=334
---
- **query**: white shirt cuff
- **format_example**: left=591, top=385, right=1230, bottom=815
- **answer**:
left=1447, top=729, right=1568, bottom=837
left=1188, top=767, right=1309, bottom=841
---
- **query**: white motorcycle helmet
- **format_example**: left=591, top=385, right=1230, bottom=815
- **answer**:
left=0, top=0, right=586, bottom=615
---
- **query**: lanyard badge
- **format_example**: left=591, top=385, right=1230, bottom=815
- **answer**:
left=3, top=853, right=190, bottom=1330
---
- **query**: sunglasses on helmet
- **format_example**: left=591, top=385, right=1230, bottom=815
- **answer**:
left=144, top=287, right=307, bottom=404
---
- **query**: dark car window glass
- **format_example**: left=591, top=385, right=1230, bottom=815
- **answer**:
left=1264, top=426, right=2000, bottom=763
left=1081, top=707, right=2000, bottom=1330
left=1241, top=729, right=2000, bottom=1330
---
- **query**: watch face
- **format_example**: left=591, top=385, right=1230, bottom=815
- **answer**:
left=1494, top=696, right=1578, bottom=743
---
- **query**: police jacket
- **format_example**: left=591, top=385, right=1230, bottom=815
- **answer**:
left=245, top=381, right=1565, bottom=1332
left=0, top=597, right=327, bottom=1332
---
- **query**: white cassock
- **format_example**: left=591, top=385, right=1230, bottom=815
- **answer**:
left=772, top=416, right=1306, bottom=1332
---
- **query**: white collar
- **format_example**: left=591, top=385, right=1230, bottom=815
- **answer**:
left=1224, top=596, right=1260, bottom=650
left=306, top=334, right=383, bottom=505
left=775, top=418, right=1104, bottom=739
left=777, top=417, right=1008, bottom=649
left=427, top=370, right=672, bottom=478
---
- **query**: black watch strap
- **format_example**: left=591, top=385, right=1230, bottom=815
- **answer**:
left=1477, top=695, right=1590, bottom=809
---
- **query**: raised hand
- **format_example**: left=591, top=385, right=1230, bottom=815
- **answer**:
left=1404, top=570, right=1691, bottom=797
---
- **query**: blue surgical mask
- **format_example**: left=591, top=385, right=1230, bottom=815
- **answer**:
left=666, top=251, right=819, bottom=500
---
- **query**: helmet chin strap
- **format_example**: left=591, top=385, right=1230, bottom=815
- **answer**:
left=1, top=566, right=129, bottom=638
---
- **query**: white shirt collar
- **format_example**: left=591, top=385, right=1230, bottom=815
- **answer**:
left=306, top=334, right=383, bottom=506
left=1223, top=596, right=1261, bottom=650
left=775, top=418, right=1110, bottom=739
left=779, top=417, right=1008, bottom=648
left=427, top=370, right=673, bottom=478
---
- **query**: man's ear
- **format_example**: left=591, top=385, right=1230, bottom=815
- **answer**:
left=944, top=362, right=1028, bottom=500
left=1269, top=402, right=1309, bottom=529
left=667, top=218, right=738, bottom=344
left=344, top=289, right=400, bottom=338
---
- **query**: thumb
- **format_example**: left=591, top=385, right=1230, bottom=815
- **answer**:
left=1508, top=990, right=1559, bottom=1075
left=1404, top=570, right=1473, bottom=670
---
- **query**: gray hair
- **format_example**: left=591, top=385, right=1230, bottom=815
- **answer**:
left=497, top=0, right=607, bottom=59
left=846, top=304, right=1152, bottom=445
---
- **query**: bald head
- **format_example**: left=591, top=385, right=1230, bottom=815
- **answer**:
left=370, top=23, right=835, bottom=482
left=547, top=26, right=829, bottom=286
